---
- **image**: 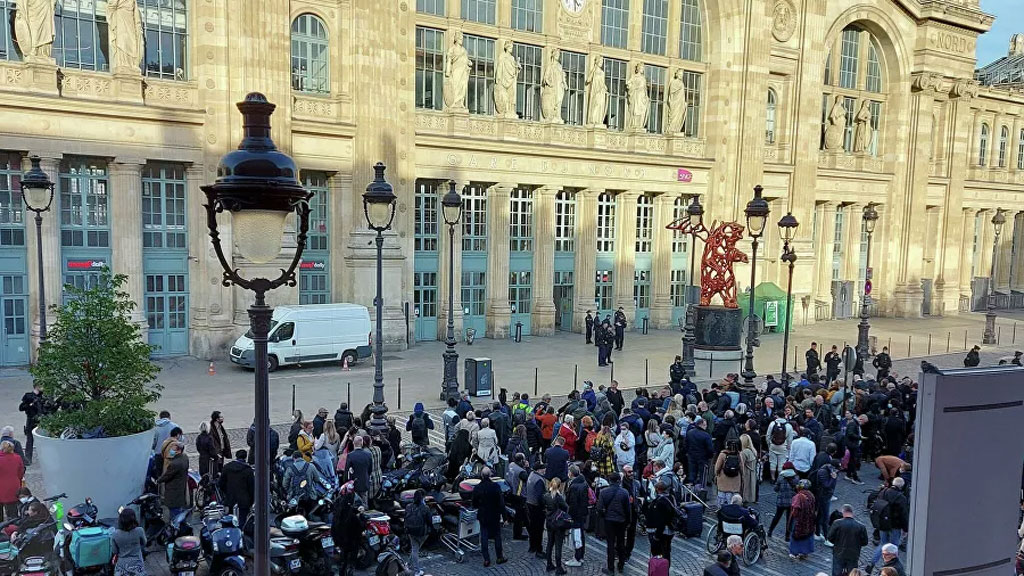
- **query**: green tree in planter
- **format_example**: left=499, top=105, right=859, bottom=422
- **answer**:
left=30, top=269, right=162, bottom=438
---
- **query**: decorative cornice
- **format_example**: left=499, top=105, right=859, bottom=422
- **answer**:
left=950, top=78, right=980, bottom=100
left=912, top=72, right=946, bottom=93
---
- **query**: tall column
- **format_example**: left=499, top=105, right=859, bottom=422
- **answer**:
left=649, top=194, right=675, bottom=329
left=613, top=191, right=640, bottom=329
left=109, top=159, right=147, bottom=335
left=531, top=186, right=557, bottom=335
left=936, top=91, right=973, bottom=316
left=842, top=203, right=863, bottom=310
left=814, top=202, right=837, bottom=312
left=572, top=189, right=599, bottom=333
left=996, top=212, right=1014, bottom=291
left=25, top=155, right=61, bottom=360
left=1012, top=212, right=1024, bottom=290
left=978, top=209, right=995, bottom=281
left=958, top=208, right=978, bottom=300
left=485, top=183, right=513, bottom=339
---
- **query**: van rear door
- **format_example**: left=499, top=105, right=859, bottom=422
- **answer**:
left=270, top=321, right=299, bottom=364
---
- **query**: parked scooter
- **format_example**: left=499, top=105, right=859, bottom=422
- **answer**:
left=240, top=513, right=302, bottom=576
left=55, top=497, right=114, bottom=576
left=198, top=505, right=246, bottom=576
left=125, top=493, right=192, bottom=549
left=276, top=515, right=334, bottom=576
left=0, top=521, right=60, bottom=576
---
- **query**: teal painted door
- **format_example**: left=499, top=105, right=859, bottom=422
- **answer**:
left=509, top=269, right=531, bottom=335
left=554, top=270, right=574, bottom=331
left=0, top=275, right=28, bottom=366
left=145, top=273, right=189, bottom=356
left=461, top=270, right=486, bottom=336
left=414, top=271, right=439, bottom=342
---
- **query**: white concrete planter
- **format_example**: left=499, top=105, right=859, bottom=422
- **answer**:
left=33, top=427, right=153, bottom=519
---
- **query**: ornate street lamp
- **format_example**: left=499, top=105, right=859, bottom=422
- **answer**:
left=740, top=185, right=770, bottom=388
left=855, top=203, right=879, bottom=373
left=440, top=180, right=462, bottom=401
left=777, top=212, right=799, bottom=385
left=20, top=156, right=55, bottom=343
left=201, top=92, right=312, bottom=576
left=363, top=162, right=398, bottom=433
left=983, top=208, right=1006, bottom=345
left=680, top=195, right=705, bottom=376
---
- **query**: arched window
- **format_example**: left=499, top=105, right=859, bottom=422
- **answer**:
left=998, top=125, right=1009, bottom=168
left=291, top=14, right=330, bottom=94
left=979, top=123, right=989, bottom=166
left=821, top=25, right=887, bottom=156
left=674, top=0, right=704, bottom=138
left=1018, top=129, right=1024, bottom=170
left=766, top=89, right=777, bottom=144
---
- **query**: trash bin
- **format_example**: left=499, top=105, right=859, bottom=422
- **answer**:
left=465, top=357, right=492, bottom=397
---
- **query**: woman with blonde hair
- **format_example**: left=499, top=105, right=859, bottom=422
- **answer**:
left=739, top=434, right=759, bottom=504
left=314, top=420, right=341, bottom=481
left=543, top=477, right=568, bottom=575
left=0, top=441, right=24, bottom=521
left=195, top=421, right=215, bottom=478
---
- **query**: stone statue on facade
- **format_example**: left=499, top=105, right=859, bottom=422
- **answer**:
left=540, top=49, right=566, bottom=124
left=852, top=100, right=872, bottom=153
left=666, top=69, right=688, bottom=134
left=13, top=0, right=55, bottom=60
left=823, top=95, right=847, bottom=150
left=108, top=0, right=144, bottom=73
left=444, top=31, right=472, bottom=112
left=585, top=55, right=607, bottom=127
left=626, top=63, right=650, bottom=132
left=493, top=40, right=521, bottom=119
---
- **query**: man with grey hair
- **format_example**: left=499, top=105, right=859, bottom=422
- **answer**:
left=725, top=535, right=743, bottom=569
left=471, top=467, right=507, bottom=567
left=0, top=427, right=24, bottom=462
left=877, top=543, right=905, bottom=576
left=866, top=477, right=909, bottom=572
left=827, top=503, right=868, bottom=576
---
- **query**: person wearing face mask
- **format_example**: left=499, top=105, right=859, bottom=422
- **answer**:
left=157, top=441, right=190, bottom=518
left=15, top=487, right=38, bottom=519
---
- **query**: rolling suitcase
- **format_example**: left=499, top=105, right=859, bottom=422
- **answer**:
left=680, top=502, right=704, bottom=538
left=648, top=556, right=669, bottom=576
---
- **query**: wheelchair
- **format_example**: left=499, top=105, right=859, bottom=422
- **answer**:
left=704, top=509, right=768, bottom=565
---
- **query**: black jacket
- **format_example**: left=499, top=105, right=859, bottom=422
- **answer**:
left=883, top=558, right=906, bottom=576
left=18, top=392, right=45, bottom=426
left=471, top=477, right=506, bottom=530
left=218, top=458, right=255, bottom=508
left=606, top=388, right=624, bottom=416
left=334, top=409, right=354, bottom=431
left=873, top=353, right=893, bottom=372
left=312, top=415, right=326, bottom=439
left=566, top=475, right=590, bottom=524
left=544, top=446, right=570, bottom=482
left=670, top=362, right=686, bottom=385
left=827, top=517, right=868, bottom=564
left=196, top=432, right=216, bottom=463
left=245, top=425, right=280, bottom=465
left=645, top=494, right=676, bottom=534
left=878, top=486, right=909, bottom=531
left=806, top=348, right=821, bottom=374
left=596, top=483, right=630, bottom=523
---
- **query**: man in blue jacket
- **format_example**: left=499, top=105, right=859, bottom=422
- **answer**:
left=565, top=465, right=589, bottom=567
left=685, top=418, right=715, bottom=487
left=544, top=436, right=570, bottom=482
left=597, top=472, right=631, bottom=575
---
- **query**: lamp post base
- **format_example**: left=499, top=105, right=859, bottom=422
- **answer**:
left=442, top=345, right=459, bottom=401
left=982, top=308, right=997, bottom=345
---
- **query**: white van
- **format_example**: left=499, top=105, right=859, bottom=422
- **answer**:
left=229, top=303, right=372, bottom=371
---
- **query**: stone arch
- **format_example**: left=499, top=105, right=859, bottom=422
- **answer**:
left=823, top=5, right=911, bottom=90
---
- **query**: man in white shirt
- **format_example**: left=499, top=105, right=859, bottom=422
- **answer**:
left=788, top=429, right=817, bottom=479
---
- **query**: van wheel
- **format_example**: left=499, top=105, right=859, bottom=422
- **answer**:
left=268, top=355, right=279, bottom=372
left=342, top=351, right=357, bottom=367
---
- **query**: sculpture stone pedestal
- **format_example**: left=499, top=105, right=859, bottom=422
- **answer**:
left=113, top=71, right=145, bottom=104
left=692, top=305, right=743, bottom=360
left=25, top=58, right=59, bottom=95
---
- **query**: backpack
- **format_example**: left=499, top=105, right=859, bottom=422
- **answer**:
left=771, top=422, right=788, bottom=446
left=589, top=440, right=608, bottom=464
left=290, top=462, right=308, bottom=493
left=869, top=488, right=892, bottom=530
left=725, top=424, right=740, bottom=447
left=410, top=413, right=427, bottom=441
left=404, top=502, right=428, bottom=536
left=722, top=454, right=740, bottom=478
left=584, top=430, right=598, bottom=454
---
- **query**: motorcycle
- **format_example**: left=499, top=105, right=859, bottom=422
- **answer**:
left=354, top=510, right=398, bottom=569
left=198, top=505, right=246, bottom=576
left=55, top=497, right=114, bottom=576
left=277, top=515, right=335, bottom=576
left=125, top=493, right=192, bottom=549
left=240, top=513, right=302, bottom=576
left=0, top=521, right=60, bottom=576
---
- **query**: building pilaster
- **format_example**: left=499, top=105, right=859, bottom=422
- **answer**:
left=941, top=90, right=975, bottom=315
left=485, top=183, right=513, bottom=339
left=958, top=208, right=978, bottom=301
left=814, top=202, right=836, bottom=313
left=1011, top=212, right=1024, bottom=291
left=613, top=191, right=641, bottom=329
left=25, top=155, right=61, bottom=361
left=109, top=159, right=147, bottom=337
left=531, top=186, right=557, bottom=336
left=649, top=194, right=675, bottom=329
left=996, top=211, right=1014, bottom=291
left=978, top=209, right=995, bottom=281
left=842, top=203, right=863, bottom=310
left=437, top=206, right=464, bottom=341
left=572, top=189, right=599, bottom=333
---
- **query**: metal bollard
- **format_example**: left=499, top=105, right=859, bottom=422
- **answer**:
left=610, top=362, right=615, bottom=384
left=642, top=317, right=649, bottom=335
left=645, top=359, right=649, bottom=386
left=927, top=334, right=931, bottom=356
left=515, top=322, right=523, bottom=343
left=573, top=365, right=578, bottom=392
left=998, top=326, right=1002, bottom=345
left=398, top=377, right=402, bottom=410
left=347, top=382, right=351, bottom=409
left=534, top=367, right=539, bottom=397
left=1014, top=323, right=1018, bottom=344
left=947, top=332, right=950, bottom=353
left=291, top=384, right=296, bottom=414
left=709, top=354, right=714, bottom=378
left=908, top=335, right=912, bottom=358
left=964, top=330, right=968, bottom=349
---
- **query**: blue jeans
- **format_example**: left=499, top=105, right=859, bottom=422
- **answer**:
left=479, top=524, right=503, bottom=564
left=816, top=496, right=831, bottom=536
left=871, top=528, right=903, bottom=565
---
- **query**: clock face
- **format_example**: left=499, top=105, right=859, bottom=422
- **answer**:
left=562, top=0, right=585, bottom=15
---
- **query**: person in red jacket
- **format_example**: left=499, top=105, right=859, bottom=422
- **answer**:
left=537, top=407, right=557, bottom=451
left=0, top=441, right=26, bottom=521
left=558, top=415, right=578, bottom=461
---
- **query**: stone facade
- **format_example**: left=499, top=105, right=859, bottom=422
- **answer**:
left=0, top=0, right=1022, bottom=362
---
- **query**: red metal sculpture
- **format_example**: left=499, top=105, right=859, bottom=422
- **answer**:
left=666, top=219, right=749, bottom=308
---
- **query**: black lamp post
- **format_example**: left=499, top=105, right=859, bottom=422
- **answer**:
left=740, top=185, right=770, bottom=388
left=201, top=93, right=312, bottom=576
left=20, top=156, right=55, bottom=344
left=855, top=203, right=879, bottom=373
left=983, top=208, right=1006, bottom=345
left=681, top=195, right=705, bottom=376
left=363, top=162, right=398, bottom=434
left=440, top=180, right=462, bottom=401
left=778, top=212, right=799, bottom=385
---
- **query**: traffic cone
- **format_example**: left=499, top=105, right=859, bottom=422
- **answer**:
left=342, top=357, right=350, bottom=371
left=208, top=362, right=216, bottom=376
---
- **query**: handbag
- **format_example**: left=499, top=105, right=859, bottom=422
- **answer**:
left=642, top=461, right=655, bottom=479
left=547, top=510, right=572, bottom=530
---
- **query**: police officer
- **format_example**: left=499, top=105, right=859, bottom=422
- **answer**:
left=824, top=345, right=842, bottom=384
left=585, top=310, right=594, bottom=345
left=669, top=356, right=686, bottom=394
left=598, top=319, right=614, bottom=367
left=18, top=383, right=46, bottom=466
left=873, top=346, right=893, bottom=381
left=613, top=307, right=627, bottom=351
